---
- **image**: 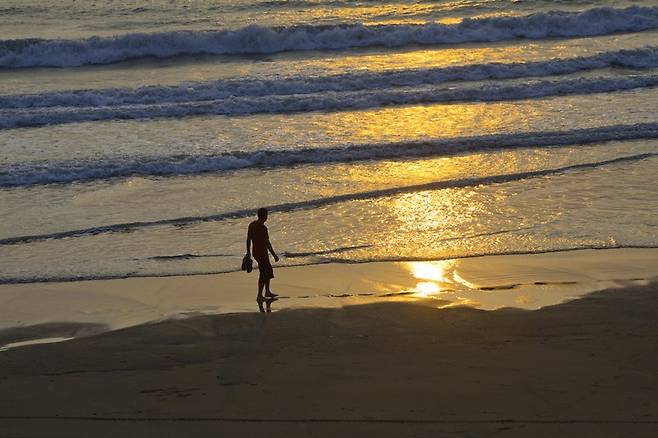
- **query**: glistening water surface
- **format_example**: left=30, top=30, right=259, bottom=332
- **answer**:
left=0, top=0, right=657, bottom=298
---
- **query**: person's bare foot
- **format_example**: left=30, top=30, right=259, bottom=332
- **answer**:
left=265, top=292, right=278, bottom=298
left=256, top=296, right=265, bottom=302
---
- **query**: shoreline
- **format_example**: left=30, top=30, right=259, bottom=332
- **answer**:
left=1, top=247, right=657, bottom=350
left=2, top=244, right=657, bottom=286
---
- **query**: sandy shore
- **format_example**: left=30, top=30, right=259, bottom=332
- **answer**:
left=1, top=249, right=657, bottom=437
left=1, top=248, right=657, bottom=342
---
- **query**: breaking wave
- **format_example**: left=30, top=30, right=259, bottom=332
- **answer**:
left=3, top=46, right=658, bottom=110
left=2, top=123, right=658, bottom=188
left=2, top=6, right=658, bottom=68
left=3, top=73, right=658, bottom=129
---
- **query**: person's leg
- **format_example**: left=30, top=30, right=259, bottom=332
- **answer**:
left=264, top=279, right=278, bottom=298
left=257, top=280, right=265, bottom=300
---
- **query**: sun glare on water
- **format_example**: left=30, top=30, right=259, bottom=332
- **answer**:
left=405, top=260, right=456, bottom=297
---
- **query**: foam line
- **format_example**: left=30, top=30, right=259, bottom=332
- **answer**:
left=3, top=46, right=658, bottom=109
left=2, top=123, right=658, bottom=188
left=0, top=152, right=654, bottom=246
left=4, top=73, right=658, bottom=129
left=2, top=6, right=658, bottom=68
left=1, top=245, right=656, bottom=285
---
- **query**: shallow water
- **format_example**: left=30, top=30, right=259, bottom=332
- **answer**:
left=0, top=0, right=657, bottom=285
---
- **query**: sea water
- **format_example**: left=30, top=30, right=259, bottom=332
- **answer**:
left=1, top=0, right=657, bottom=284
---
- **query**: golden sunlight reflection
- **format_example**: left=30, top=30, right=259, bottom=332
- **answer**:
left=312, top=44, right=535, bottom=77
left=438, top=298, right=482, bottom=309
left=381, top=187, right=497, bottom=261
left=452, top=271, right=479, bottom=290
left=410, top=261, right=449, bottom=282
left=416, top=281, right=441, bottom=295
left=404, top=260, right=464, bottom=297
left=321, top=99, right=541, bottom=147
left=277, top=4, right=517, bottom=28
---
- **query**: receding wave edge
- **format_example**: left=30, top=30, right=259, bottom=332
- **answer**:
left=0, top=245, right=656, bottom=285
left=0, top=152, right=654, bottom=246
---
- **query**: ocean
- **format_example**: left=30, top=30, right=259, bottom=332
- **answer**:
left=1, top=0, right=657, bottom=285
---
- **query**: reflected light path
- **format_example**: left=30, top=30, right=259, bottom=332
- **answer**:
left=404, top=260, right=479, bottom=298
left=407, top=260, right=454, bottom=296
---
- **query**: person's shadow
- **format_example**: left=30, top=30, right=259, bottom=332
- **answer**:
left=257, top=297, right=277, bottom=313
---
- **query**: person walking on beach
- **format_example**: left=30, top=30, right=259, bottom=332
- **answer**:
left=247, top=208, right=279, bottom=301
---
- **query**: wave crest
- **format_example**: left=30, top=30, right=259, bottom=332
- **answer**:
left=3, top=74, right=658, bottom=129
left=2, top=123, right=658, bottom=188
left=3, top=46, right=658, bottom=110
left=2, top=6, right=658, bottom=68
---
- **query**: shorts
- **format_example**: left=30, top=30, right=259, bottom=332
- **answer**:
left=254, top=255, right=274, bottom=282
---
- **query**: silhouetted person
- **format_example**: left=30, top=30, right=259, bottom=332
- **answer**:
left=247, top=208, right=279, bottom=301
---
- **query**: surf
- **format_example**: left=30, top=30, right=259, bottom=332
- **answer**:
left=2, top=6, right=658, bottom=68
left=1, top=152, right=654, bottom=246
left=3, top=73, right=658, bottom=129
left=3, top=46, right=658, bottom=110
left=2, top=123, right=658, bottom=188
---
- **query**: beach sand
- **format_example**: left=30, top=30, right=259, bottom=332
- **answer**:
left=1, top=249, right=657, bottom=437
left=1, top=248, right=657, bottom=336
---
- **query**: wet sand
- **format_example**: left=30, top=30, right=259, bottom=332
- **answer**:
left=1, top=249, right=657, bottom=437
left=1, top=282, right=658, bottom=437
left=1, top=248, right=657, bottom=341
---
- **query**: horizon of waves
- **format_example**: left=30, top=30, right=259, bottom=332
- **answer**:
left=1, top=6, right=658, bottom=68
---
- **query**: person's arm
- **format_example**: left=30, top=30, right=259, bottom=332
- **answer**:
left=246, top=225, right=252, bottom=256
left=267, top=240, right=279, bottom=262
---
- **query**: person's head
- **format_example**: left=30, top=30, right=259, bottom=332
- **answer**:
left=257, top=207, right=268, bottom=222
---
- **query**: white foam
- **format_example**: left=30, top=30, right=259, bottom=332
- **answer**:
left=0, top=337, right=74, bottom=352
left=2, top=46, right=657, bottom=110
left=2, top=73, right=658, bottom=129
left=1, top=123, right=657, bottom=188
left=2, top=6, right=658, bottom=68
